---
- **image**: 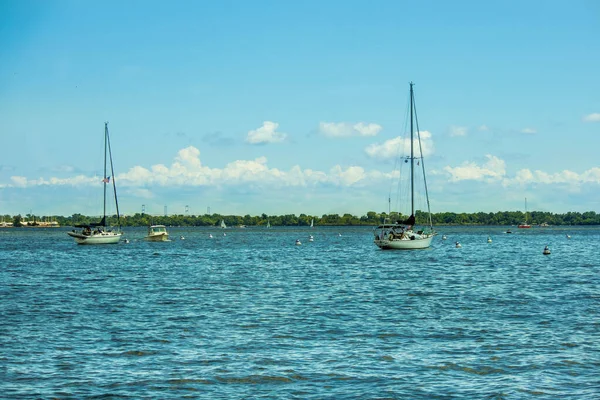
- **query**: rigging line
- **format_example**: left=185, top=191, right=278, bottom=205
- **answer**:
left=412, top=92, right=433, bottom=228
left=106, top=122, right=121, bottom=229
left=391, top=88, right=412, bottom=215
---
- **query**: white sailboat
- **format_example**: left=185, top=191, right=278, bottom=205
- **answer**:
left=310, top=218, right=314, bottom=228
left=220, top=219, right=227, bottom=229
left=68, top=122, right=122, bottom=244
left=374, top=82, right=435, bottom=250
left=518, top=197, right=532, bottom=228
left=266, top=220, right=271, bottom=228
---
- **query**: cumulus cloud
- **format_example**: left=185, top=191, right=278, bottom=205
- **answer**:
left=521, top=128, right=537, bottom=134
left=246, top=121, right=287, bottom=144
left=583, top=113, right=600, bottom=122
left=449, top=126, right=468, bottom=137
left=1, top=146, right=387, bottom=191
left=319, top=122, right=382, bottom=137
left=443, top=155, right=506, bottom=182
left=507, top=167, right=600, bottom=186
left=365, top=131, right=434, bottom=159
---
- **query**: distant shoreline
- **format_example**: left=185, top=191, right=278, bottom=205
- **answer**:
left=3, top=210, right=599, bottom=227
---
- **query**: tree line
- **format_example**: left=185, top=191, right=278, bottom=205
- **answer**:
left=3, top=210, right=600, bottom=227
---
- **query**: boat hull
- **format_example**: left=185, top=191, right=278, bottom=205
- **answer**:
left=374, top=235, right=434, bottom=250
left=68, top=231, right=122, bottom=245
left=518, top=225, right=532, bottom=229
left=145, top=233, right=169, bottom=242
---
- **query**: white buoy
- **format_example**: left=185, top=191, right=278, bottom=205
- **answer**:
left=309, top=235, right=314, bottom=242
left=543, top=245, right=551, bottom=255
left=487, top=236, right=492, bottom=243
left=442, top=235, right=447, bottom=240
left=123, top=238, right=129, bottom=244
left=566, top=234, right=571, bottom=239
left=455, top=241, right=461, bottom=248
left=209, top=233, right=213, bottom=239
left=223, top=233, right=226, bottom=237
left=295, top=239, right=302, bottom=246
left=180, top=235, right=185, bottom=240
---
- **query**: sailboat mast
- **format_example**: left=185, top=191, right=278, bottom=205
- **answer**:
left=410, top=82, right=415, bottom=217
left=103, top=122, right=108, bottom=222
left=106, top=123, right=121, bottom=229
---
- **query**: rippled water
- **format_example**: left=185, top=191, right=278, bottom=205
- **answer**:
left=1, top=225, right=599, bottom=399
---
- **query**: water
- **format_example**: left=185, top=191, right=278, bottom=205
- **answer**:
left=1, top=226, right=599, bottom=399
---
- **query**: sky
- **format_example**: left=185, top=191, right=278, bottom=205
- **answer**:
left=1, top=0, right=599, bottom=218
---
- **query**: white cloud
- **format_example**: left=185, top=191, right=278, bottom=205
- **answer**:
left=365, top=131, right=434, bottom=159
left=521, top=128, right=537, bottom=134
left=449, top=126, right=468, bottom=137
left=319, top=122, right=382, bottom=137
left=583, top=113, right=600, bottom=122
left=443, top=155, right=506, bottom=182
left=478, top=125, right=489, bottom=131
left=506, top=167, right=600, bottom=186
left=246, top=121, right=287, bottom=144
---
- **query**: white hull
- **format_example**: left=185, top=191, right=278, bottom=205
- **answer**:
left=145, top=233, right=169, bottom=242
left=374, top=234, right=434, bottom=250
left=68, top=231, right=122, bottom=245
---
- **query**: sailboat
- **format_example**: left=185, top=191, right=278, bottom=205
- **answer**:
left=266, top=220, right=271, bottom=228
left=310, top=218, right=314, bottom=228
left=373, top=82, right=435, bottom=250
left=67, top=122, right=122, bottom=244
left=220, top=219, right=227, bottom=229
left=518, top=197, right=532, bottom=228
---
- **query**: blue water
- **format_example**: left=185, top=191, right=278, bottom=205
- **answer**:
left=1, top=226, right=599, bottom=399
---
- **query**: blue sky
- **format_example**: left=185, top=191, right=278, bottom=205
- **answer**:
left=1, top=0, right=599, bottom=218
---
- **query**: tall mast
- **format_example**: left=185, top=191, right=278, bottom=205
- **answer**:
left=106, top=123, right=121, bottom=229
left=103, top=122, right=108, bottom=222
left=410, top=82, right=414, bottom=216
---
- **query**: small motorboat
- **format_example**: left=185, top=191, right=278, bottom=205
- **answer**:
left=543, top=245, right=551, bottom=255
left=506, top=229, right=513, bottom=234
left=145, top=225, right=169, bottom=242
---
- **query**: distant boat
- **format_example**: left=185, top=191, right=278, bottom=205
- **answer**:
left=266, top=220, right=271, bottom=228
left=506, top=229, right=513, bottom=234
left=67, top=122, right=122, bottom=245
left=518, top=197, right=532, bottom=228
left=295, top=239, right=302, bottom=246
left=441, top=235, right=447, bottom=240
left=455, top=241, right=462, bottom=248
left=220, top=219, right=227, bottom=229
left=310, top=218, right=314, bottom=228
left=487, top=236, right=492, bottom=243
left=308, top=235, right=314, bottom=242
left=373, top=82, right=435, bottom=250
left=145, top=225, right=169, bottom=242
